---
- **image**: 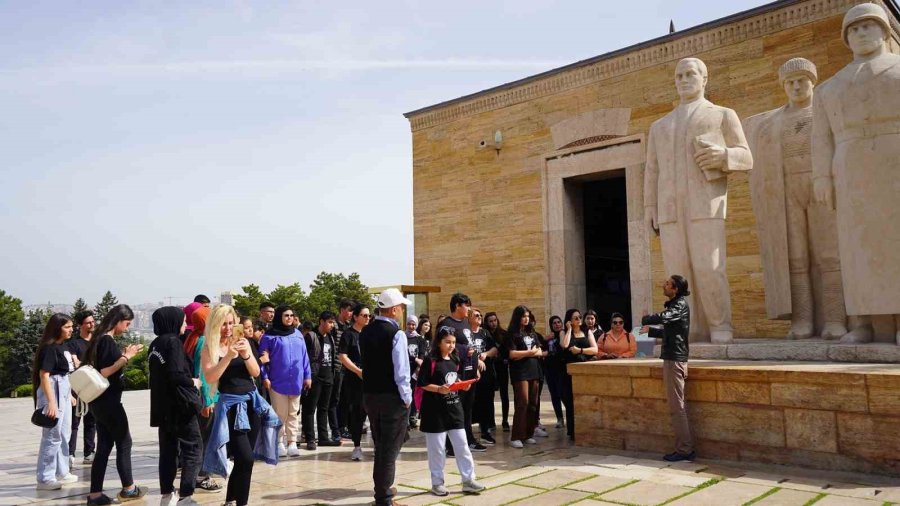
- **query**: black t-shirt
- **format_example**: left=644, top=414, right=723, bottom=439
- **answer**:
left=39, top=342, right=76, bottom=376
left=92, top=334, right=125, bottom=405
left=417, top=356, right=465, bottom=433
left=218, top=356, right=256, bottom=395
left=339, top=327, right=362, bottom=387
left=438, top=316, right=476, bottom=380
left=506, top=331, right=542, bottom=382
left=310, top=331, right=335, bottom=384
left=406, top=334, right=428, bottom=376
left=66, top=336, right=90, bottom=362
left=471, top=328, right=496, bottom=381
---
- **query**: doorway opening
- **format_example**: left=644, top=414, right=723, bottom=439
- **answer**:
left=582, top=174, right=631, bottom=331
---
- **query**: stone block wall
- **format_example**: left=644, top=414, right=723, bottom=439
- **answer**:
left=569, top=359, right=900, bottom=476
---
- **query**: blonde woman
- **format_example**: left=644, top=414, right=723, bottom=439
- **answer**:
left=200, top=305, right=281, bottom=506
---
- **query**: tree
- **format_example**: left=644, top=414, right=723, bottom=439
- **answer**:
left=232, top=284, right=267, bottom=319
left=268, top=283, right=309, bottom=321
left=305, top=272, right=372, bottom=321
left=1, top=308, right=47, bottom=395
left=72, top=297, right=89, bottom=317
left=94, top=291, right=118, bottom=321
left=0, top=290, right=24, bottom=340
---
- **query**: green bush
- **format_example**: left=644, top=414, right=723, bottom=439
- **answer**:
left=13, top=383, right=32, bottom=398
left=122, top=368, right=147, bottom=390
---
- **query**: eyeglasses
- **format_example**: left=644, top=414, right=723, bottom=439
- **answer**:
left=612, top=321, right=624, bottom=325
left=283, top=313, right=295, bottom=318
left=474, top=314, right=482, bottom=318
left=360, top=314, right=372, bottom=319
left=572, top=316, right=582, bottom=320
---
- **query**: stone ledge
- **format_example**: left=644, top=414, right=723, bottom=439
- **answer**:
left=650, top=340, right=900, bottom=363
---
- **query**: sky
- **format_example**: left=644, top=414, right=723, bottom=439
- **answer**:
left=0, top=0, right=762, bottom=307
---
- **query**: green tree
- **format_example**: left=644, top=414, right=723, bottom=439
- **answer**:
left=305, top=272, right=372, bottom=321
left=71, top=297, right=89, bottom=317
left=1, top=308, right=48, bottom=395
left=232, top=284, right=267, bottom=319
left=0, top=290, right=25, bottom=340
left=268, top=283, right=309, bottom=321
left=94, top=291, right=118, bottom=321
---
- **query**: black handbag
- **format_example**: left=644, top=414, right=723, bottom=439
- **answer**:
left=31, top=409, right=58, bottom=428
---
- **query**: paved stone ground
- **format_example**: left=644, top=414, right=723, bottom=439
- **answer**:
left=2, top=391, right=899, bottom=506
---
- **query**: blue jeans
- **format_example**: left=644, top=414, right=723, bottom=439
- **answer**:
left=36, top=374, right=71, bottom=484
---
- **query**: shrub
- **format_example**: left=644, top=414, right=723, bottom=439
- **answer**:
left=122, top=368, right=148, bottom=391
left=14, top=383, right=33, bottom=398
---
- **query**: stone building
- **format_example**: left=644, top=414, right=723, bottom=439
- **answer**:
left=405, top=0, right=900, bottom=338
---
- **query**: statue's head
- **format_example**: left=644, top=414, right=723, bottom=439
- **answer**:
left=842, top=3, right=890, bottom=57
left=675, top=58, right=707, bottom=101
left=778, top=58, right=817, bottom=105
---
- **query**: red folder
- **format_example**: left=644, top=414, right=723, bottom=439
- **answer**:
left=448, top=379, right=478, bottom=392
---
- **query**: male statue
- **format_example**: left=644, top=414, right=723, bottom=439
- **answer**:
left=812, top=3, right=900, bottom=344
left=644, top=58, right=753, bottom=344
left=743, top=58, right=849, bottom=340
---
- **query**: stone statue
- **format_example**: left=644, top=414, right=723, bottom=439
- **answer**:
left=644, top=58, right=753, bottom=344
left=743, top=58, right=849, bottom=340
left=812, top=3, right=900, bottom=345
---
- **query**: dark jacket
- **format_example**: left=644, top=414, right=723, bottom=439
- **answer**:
left=641, top=295, right=690, bottom=362
left=149, top=333, right=201, bottom=429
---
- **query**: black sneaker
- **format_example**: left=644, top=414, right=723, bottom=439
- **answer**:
left=340, top=430, right=352, bottom=440
left=306, top=441, right=317, bottom=450
left=482, top=433, right=496, bottom=445
left=409, top=418, right=418, bottom=428
left=663, top=451, right=696, bottom=462
left=117, top=485, right=148, bottom=502
left=469, top=443, right=488, bottom=452
left=446, top=446, right=455, bottom=457
left=195, top=477, right=222, bottom=492
left=319, top=439, right=341, bottom=447
left=502, top=422, right=510, bottom=432
left=331, top=432, right=341, bottom=442
left=86, top=494, right=114, bottom=505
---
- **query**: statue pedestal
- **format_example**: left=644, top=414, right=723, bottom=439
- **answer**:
left=569, top=358, right=900, bottom=476
left=652, top=339, right=900, bottom=363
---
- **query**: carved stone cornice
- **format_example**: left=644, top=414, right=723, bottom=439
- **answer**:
left=405, top=0, right=897, bottom=132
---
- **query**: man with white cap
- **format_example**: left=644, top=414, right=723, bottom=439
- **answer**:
left=360, top=288, right=413, bottom=506
left=744, top=57, right=850, bottom=341
left=812, top=2, right=900, bottom=344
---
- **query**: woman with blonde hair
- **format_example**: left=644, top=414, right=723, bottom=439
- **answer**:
left=200, top=305, right=281, bottom=506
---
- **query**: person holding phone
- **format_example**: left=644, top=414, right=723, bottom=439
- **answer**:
left=419, top=327, right=485, bottom=497
left=560, top=309, right=598, bottom=441
left=84, top=304, right=147, bottom=505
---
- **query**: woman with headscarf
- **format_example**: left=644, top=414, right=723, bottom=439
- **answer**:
left=184, top=307, right=222, bottom=493
left=149, top=307, right=202, bottom=506
left=258, top=305, right=311, bottom=458
left=182, top=302, right=203, bottom=343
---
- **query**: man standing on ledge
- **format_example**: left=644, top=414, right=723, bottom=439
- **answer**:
left=641, top=275, right=693, bottom=462
left=644, top=57, right=752, bottom=344
left=361, top=288, right=413, bottom=506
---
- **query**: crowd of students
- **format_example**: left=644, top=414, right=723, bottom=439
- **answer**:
left=30, top=291, right=639, bottom=506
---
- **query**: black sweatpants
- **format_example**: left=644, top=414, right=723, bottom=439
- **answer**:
left=328, top=370, right=343, bottom=437
left=158, top=417, right=201, bottom=497
left=302, top=380, right=333, bottom=441
left=495, top=360, right=511, bottom=425
left=344, top=378, right=366, bottom=447
left=89, top=401, right=134, bottom=494
left=474, top=373, right=496, bottom=434
left=70, top=407, right=96, bottom=457
left=225, top=401, right=260, bottom=506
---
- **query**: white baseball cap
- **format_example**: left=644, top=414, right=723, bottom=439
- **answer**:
left=377, top=288, right=412, bottom=308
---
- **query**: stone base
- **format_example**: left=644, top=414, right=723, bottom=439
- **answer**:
left=569, top=359, right=900, bottom=476
left=652, top=339, right=900, bottom=363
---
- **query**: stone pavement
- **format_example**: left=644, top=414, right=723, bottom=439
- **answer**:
left=2, top=391, right=898, bottom=505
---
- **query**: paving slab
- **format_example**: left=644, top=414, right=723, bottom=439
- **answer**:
left=729, top=470, right=788, bottom=487
left=564, top=474, right=632, bottom=494
left=645, top=469, right=711, bottom=487
left=585, top=455, right=637, bottom=468
left=517, top=468, right=597, bottom=489
left=667, top=480, right=775, bottom=506
left=600, top=480, right=693, bottom=505
left=814, top=495, right=885, bottom=505
left=479, top=466, right=548, bottom=489
left=453, top=484, right=542, bottom=506
left=510, top=488, right=592, bottom=505
left=752, top=488, right=820, bottom=506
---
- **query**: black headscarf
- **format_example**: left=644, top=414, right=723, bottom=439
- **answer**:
left=153, top=306, right=185, bottom=337
left=267, top=305, right=296, bottom=336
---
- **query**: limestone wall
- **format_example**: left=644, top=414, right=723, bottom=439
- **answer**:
left=570, top=359, right=900, bottom=476
left=408, top=0, right=897, bottom=336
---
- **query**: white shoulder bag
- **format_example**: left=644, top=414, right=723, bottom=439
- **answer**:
left=70, top=365, right=109, bottom=417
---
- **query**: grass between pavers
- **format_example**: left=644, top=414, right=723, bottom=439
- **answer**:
left=742, top=486, right=781, bottom=506
left=511, top=470, right=600, bottom=491
left=409, top=466, right=552, bottom=506
left=655, top=477, right=724, bottom=505
left=800, top=492, right=827, bottom=505
left=568, top=479, right=642, bottom=506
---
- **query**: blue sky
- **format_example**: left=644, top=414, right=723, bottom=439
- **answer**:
left=0, top=0, right=761, bottom=306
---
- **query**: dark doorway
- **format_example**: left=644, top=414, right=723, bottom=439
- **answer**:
left=583, top=175, right=631, bottom=331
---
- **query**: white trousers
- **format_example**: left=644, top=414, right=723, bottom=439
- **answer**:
left=425, top=429, right=475, bottom=486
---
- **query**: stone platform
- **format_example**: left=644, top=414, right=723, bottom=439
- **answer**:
left=652, top=339, right=900, bottom=363
left=569, top=358, right=900, bottom=476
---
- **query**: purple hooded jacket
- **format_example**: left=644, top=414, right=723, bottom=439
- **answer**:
left=259, top=328, right=312, bottom=396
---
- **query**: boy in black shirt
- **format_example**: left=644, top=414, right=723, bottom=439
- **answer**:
left=302, top=311, right=341, bottom=449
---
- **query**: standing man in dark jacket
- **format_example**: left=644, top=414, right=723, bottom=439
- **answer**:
left=361, top=288, right=412, bottom=506
left=640, top=275, right=694, bottom=462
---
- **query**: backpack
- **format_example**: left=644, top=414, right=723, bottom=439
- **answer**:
left=70, top=365, right=109, bottom=416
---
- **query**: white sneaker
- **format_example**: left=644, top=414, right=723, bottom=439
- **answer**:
left=159, top=493, right=177, bottom=506
left=56, top=473, right=78, bottom=484
left=525, top=438, right=537, bottom=445
left=533, top=427, right=548, bottom=437
left=277, top=443, right=287, bottom=458
left=555, top=418, right=564, bottom=428
left=510, top=440, right=524, bottom=448
left=286, top=442, right=300, bottom=457
left=36, top=480, right=62, bottom=490
left=431, top=484, right=449, bottom=496
left=69, top=455, right=75, bottom=468
left=462, top=480, right=486, bottom=493
left=83, top=454, right=94, bottom=464
left=176, top=496, right=201, bottom=506
left=225, top=459, right=234, bottom=478
left=351, top=446, right=362, bottom=461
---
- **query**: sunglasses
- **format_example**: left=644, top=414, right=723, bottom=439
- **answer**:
left=283, top=313, right=295, bottom=318
left=572, top=316, right=582, bottom=320
left=612, top=321, right=624, bottom=325
left=360, top=314, right=372, bottom=319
